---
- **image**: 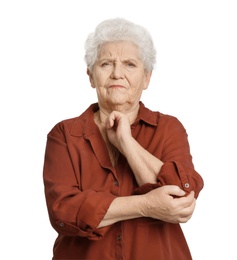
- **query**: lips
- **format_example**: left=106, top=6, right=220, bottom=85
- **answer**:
left=109, top=85, right=126, bottom=88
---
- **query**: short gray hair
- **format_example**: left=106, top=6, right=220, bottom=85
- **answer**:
left=84, top=18, right=156, bottom=72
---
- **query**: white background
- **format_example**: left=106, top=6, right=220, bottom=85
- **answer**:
left=1, top=0, right=236, bottom=259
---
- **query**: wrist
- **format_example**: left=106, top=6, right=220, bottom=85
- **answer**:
left=120, top=136, right=136, bottom=156
left=135, top=194, right=149, bottom=218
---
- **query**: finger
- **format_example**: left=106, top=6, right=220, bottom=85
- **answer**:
left=178, top=192, right=196, bottom=209
left=179, top=201, right=196, bottom=223
left=178, top=213, right=193, bottom=223
left=184, top=191, right=195, bottom=205
left=106, top=114, right=115, bottom=128
left=164, top=185, right=186, bottom=197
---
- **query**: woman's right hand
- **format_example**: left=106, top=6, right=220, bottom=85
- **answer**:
left=141, top=185, right=196, bottom=223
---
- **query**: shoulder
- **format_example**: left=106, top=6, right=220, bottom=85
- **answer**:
left=47, top=103, right=98, bottom=138
left=158, top=112, right=186, bottom=133
left=140, top=102, right=184, bottom=130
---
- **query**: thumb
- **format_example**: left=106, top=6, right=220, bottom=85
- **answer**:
left=166, top=185, right=186, bottom=197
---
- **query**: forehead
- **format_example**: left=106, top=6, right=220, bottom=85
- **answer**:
left=98, top=41, right=140, bottom=59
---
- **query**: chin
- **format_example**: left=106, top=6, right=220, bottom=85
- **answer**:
left=107, top=100, right=133, bottom=111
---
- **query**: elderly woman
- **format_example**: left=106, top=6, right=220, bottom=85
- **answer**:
left=43, top=18, right=204, bottom=260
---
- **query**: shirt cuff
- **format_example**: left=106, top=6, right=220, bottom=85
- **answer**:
left=133, top=161, right=192, bottom=195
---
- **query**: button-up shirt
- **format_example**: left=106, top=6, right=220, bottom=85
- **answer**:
left=43, top=102, right=204, bottom=260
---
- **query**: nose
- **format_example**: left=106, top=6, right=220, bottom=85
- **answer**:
left=110, top=63, right=124, bottom=79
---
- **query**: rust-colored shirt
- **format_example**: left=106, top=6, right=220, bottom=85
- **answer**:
left=43, top=102, right=204, bottom=260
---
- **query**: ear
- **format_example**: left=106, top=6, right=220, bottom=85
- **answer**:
left=87, top=68, right=95, bottom=88
left=143, top=71, right=152, bottom=90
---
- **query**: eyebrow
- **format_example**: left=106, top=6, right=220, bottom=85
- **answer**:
left=98, top=58, right=139, bottom=63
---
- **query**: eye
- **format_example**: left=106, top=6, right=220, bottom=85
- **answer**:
left=125, top=61, right=136, bottom=67
left=101, top=62, right=111, bottom=67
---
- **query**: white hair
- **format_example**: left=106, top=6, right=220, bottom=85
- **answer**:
left=84, top=18, right=156, bottom=72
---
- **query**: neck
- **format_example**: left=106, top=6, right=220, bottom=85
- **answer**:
left=96, top=103, right=140, bottom=125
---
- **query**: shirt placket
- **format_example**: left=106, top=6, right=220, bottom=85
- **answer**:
left=109, top=167, right=124, bottom=260
left=115, top=222, right=123, bottom=260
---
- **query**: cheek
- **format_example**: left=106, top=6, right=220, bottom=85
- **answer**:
left=131, top=76, right=147, bottom=89
left=94, top=71, right=108, bottom=86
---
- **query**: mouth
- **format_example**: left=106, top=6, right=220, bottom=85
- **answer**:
left=108, top=85, right=126, bottom=89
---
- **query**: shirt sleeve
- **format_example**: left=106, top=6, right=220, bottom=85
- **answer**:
left=134, top=116, right=204, bottom=198
left=43, top=123, right=116, bottom=240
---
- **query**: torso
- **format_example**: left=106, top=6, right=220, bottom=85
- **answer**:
left=94, top=111, right=120, bottom=167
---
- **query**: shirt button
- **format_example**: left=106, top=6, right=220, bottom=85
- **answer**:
left=114, top=180, right=119, bottom=186
left=117, top=234, right=122, bottom=241
left=59, top=222, right=64, bottom=227
left=184, top=183, right=190, bottom=188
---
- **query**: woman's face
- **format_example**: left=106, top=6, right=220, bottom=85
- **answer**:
left=88, top=41, right=152, bottom=111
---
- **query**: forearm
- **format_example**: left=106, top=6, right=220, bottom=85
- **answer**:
left=98, top=185, right=196, bottom=228
left=121, top=138, right=163, bottom=186
left=105, top=111, right=163, bottom=185
left=98, top=195, right=145, bottom=228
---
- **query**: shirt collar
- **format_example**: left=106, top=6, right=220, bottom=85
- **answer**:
left=70, top=102, right=158, bottom=137
left=135, top=101, right=158, bottom=126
